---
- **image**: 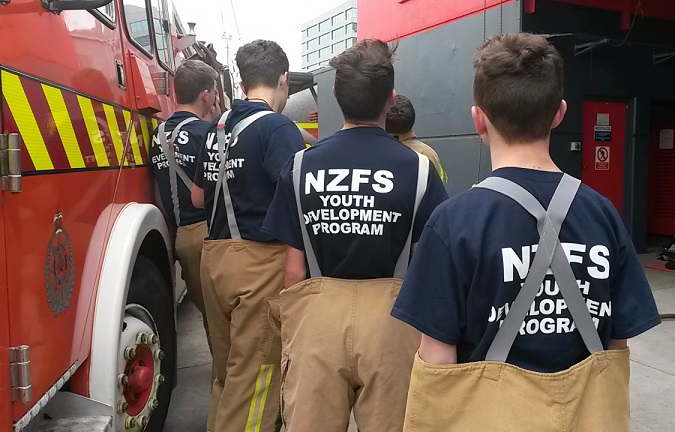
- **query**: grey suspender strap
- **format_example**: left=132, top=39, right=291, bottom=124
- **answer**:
left=157, top=117, right=200, bottom=225
left=292, top=150, right=430, bottom=279
left=475, top=174, right=604, bottom=362
left=292, top=149, right=322, bottom=278
left=393, top=153, right=430, bottom=279
left=210, top=110, right=273, bottom=238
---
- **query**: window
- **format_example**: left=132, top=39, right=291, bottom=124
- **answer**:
left=332, top=27, right=344, bottom=39
left=97, top=1, right=116, bottom=21
left=319, top=47, right=330, bottom=58
left=347, top=8, right=357, bottom=19
left=331, top=13, right=343, bottom=26
left=123, top=0, right=152, bottom=56
left=308, top=51, right=319, bottom=62
left=332, top=40, right=345, bottom=53
left=307, top=25, right=318, bottom=36
left=150, top=0, right=174, bottom=70
left=347, top=22, right=357, bottom=33
left=318, top=19, right=330, bottom=32
left=307, top=38, right=319, bottom=49
left=319, top=33, right=330, bottom=45
left=346, top=37, right=357, bottom=48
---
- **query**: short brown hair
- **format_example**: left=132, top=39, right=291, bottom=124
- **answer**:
left=330, top=39, right=395, bottom=123
left=175, top=60, right=218, bottom=104
left=386, top=95, right=416, bottom=134
left=473, top=32, right=564, bottom=142
left=235, top=40, right=289, bottom=90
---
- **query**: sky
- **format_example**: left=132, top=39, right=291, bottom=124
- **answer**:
left=172, top=0, right=346, bottom=71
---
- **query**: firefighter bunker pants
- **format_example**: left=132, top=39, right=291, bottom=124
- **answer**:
left=175, top=220, right=211, bottom=351
left=278, top=277, right=421, bottom=432
left=201, top=239, right=285, bottom=432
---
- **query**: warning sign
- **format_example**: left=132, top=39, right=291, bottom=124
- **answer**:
left=595, top=146, right=610, bottom=170
left=594, top=125, right=612, bottom=142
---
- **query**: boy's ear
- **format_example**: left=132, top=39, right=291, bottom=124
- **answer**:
left=471, top=106, right=488, bottom=137
left=279, top=71, right=289, bottom=88
left=239, top=82, right=246, bottom=95
left=551, top=99, right=568, bottom=130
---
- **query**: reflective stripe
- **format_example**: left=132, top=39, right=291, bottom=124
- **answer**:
left=245, top=364, right=275, bottom=432
left=77, top=95, right=110, bottom=167
left=2, top=71, right=54, bottom=170
left=103, top=104, right=126, bottom=166
left=42, top=84, right=86, bottom=168
left=123, top=110, right=144, bottom=164
left=139, top=115, right=151, bottom=155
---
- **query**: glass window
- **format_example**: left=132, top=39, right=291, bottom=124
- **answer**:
left=319, top=33, right=330, bottom=45
left=308, top=25, right=318, bottom=36
left=308, top=38, right=318, bottom=49
left=318, top=19, right=330, bottom=32
left=308, top=51, right=319, bottom=62
left=346, top=37, right=357, bottom=48
left=332, top=40, right=345, bottom=53
left=123, top=0, right=152, bottom=55
left=331, top=13, right=343, bottom=26
left=319, top=47, right=330, bottom=58
left=96, top=1, right=116, bottom=22
left=332, top=27, right=344, bottom=39
left=347, top=8, right=357, bottom=19
left=350, top=22, right=357, bottom=33
left=150, top=0, right=174, bottom=70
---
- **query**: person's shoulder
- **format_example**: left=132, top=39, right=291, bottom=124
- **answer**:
left=260, top=112, right=296, bottom=130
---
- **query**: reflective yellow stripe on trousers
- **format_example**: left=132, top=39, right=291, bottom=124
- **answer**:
left=245, top=364, right=275, bottom=432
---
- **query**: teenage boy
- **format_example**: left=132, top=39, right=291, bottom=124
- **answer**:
left=392, top=32, right=660, bottom=431
left=192, top=40, right=305, bottom=432
left=262, top=39, right=448, bottom=431
left=150, top=59, right=217, bottom=350
left=386, top=94, right=448, bottom=183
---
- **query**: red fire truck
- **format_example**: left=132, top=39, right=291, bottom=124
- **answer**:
left=0, top=0, right=220, bottom=430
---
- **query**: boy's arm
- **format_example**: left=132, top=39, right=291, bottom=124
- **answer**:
left=419, top=334, right=457, bottom=364
left=608, top=339, right=628, bottom=350
left=192, top=185, right=204, bottom=209
left=285, top=246, right=307, bottom=288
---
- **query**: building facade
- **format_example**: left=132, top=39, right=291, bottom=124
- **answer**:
left=301, top=0, right=357, bottom=71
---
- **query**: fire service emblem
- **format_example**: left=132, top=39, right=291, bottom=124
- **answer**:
left=44, top=212, right=75, bottom=316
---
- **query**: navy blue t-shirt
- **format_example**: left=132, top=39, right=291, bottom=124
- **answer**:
left=150, top=111, right=209, bottom=227
left=194, top=99, right=305, bottom=241
left=262, top=126, right=448, bottom=279
left=392, top=168, right=661, bottom=373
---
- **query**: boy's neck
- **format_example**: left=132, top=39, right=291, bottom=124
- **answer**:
left=246, top=87, right=283, bottom=113
left=175, top=103, right=205, bottom=119
left=489, top=138, right=561, bottom=172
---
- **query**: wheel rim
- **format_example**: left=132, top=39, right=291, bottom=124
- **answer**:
left=117, top=304, right=164, bottom=431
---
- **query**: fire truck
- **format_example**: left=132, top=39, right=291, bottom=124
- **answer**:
left=0, top=0, right=225, bottom=430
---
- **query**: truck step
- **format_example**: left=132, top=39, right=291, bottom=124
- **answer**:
left=25, top=392, right=113, bottom=432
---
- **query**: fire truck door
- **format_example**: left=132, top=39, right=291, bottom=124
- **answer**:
left=0, top=68, right=124, bottom=425
left=0, top=106, right=13, bottom=432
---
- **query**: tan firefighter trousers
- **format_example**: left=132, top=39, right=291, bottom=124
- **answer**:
left=175, top=220, right=211, bottom=351
left=404, top=348, right=630, bottom=432
left=201, top=239, right=285, bottom=432
left=278, top=277, right=421, bottom=432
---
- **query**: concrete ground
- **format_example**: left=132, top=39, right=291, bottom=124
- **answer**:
left=164, top=254, right=675, bottom=432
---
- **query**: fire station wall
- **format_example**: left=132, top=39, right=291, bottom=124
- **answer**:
left=315, top=3, right=521, bottom=198
left=523, top=0, right=675, bottom=250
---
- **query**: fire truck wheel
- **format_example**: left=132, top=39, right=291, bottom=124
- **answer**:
left=125, top=256, right=176, bottom=432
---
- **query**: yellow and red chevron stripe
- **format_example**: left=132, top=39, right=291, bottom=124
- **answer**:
left=1, top=69, right=155, bottom=173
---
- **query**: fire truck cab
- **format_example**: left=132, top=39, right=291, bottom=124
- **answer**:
left=0, top=0, right=210, bottom=430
